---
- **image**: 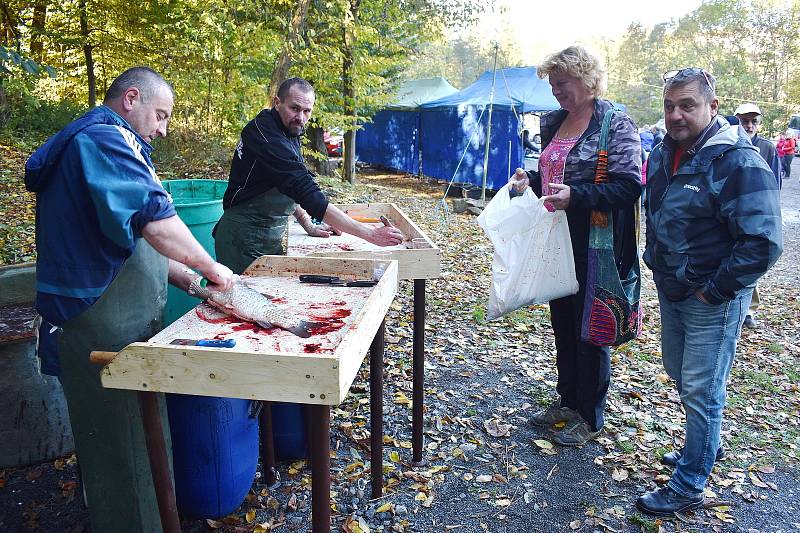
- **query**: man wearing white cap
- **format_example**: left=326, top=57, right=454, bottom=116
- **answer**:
left=734, top=102, right=781, bottom=329
left=735, top=103, right=781, bottom=188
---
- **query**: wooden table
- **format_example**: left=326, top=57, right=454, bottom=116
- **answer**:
left=287, top=203, right=442, bottom=465
left=92, top=256, right=398, bottom=533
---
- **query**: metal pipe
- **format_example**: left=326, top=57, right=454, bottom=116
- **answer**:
left=370, top=320, right=385, bottom=499
left=258, top=402, right=277, bottom=486
left=309, top=404, right=331, bottom=533
left=481, top=42, right=499, bottom=201
left=138, top=391, right=181, bottom=533
left=412, top=279, right=426, bottom=465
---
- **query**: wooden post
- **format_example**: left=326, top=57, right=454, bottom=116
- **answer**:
left=259, top=402, right=278, bottom=486
left=412, top=279, right=426, bottom=465
left=370, top=320, right=385, bottom=499
left=138, top=391, right=181, bottom=533
left=309, top=405, right=331, bottom=533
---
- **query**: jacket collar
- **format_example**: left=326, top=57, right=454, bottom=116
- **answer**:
left=540, top=98, right=613, bottom=149
left=268, top=107, right=300, bottom=139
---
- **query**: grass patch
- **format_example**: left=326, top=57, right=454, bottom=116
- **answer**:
left=628, top=514, right=660, bottom=532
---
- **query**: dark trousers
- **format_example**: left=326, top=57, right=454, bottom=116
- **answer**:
left=781, top=154, right=794, bottom=178
left=549, top=276, right=611, bottom=432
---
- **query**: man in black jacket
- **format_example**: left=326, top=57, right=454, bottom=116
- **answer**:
left=214, top=77, right=402, bottom=274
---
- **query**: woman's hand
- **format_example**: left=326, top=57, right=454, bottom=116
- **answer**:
left=509, top=168, right=529, bottom=193
left=542, top=183, right=571, bottom=210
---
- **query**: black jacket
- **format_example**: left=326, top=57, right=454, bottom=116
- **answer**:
left=223, top=108, right=328, bottom=220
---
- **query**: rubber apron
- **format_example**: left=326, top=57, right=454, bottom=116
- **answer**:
left=57, top=239, right=170, bottom=533
left=213, top=188, right=295, bottom=275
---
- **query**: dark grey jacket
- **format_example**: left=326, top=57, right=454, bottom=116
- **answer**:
left=644, top=117, right=782, bottom=303
left=530, top=98, right=642, bottom=276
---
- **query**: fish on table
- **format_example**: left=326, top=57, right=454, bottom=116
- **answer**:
left=188, top=276, right=315, bottom=338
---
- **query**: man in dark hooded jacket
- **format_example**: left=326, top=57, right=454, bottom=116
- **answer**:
left=637, top=68, right=781, bottom=518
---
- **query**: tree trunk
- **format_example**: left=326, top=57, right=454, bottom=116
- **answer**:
left=306, top=126, right=332, bottom=176
left=30, top=0, right=48, bottom=63
left=266, top=0, right=312, bottom=101
left=0, top=0, right=18, bottom=44
left=341, top=0, right=360, bottom=184
left=0, top=81, right=8, bottom=129
left=79, top=0, right=95, bottom=107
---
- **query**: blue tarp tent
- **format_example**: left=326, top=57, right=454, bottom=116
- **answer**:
left=356, top=77, right=457, bottom=174
left=420, top=66, right=559, bottom=190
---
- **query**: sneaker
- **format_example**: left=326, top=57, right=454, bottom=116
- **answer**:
left=743, top=315, right=757, bottom=329
left=529, top=400, right=576, bottom=428
left=552, top=416, right=601, bottom=446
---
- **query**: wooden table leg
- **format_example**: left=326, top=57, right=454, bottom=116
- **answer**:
left=258, top=401, right=278, bottom=486
left=370, top=320, right=385, bottom=499
left=412, top=278, right=427, bottom=465
left=309, top=404, right=331, bottom=533
left=138, top=391, right=181, bottom=533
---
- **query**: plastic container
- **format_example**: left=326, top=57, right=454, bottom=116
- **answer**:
left=271, top=402, right=309, bottom=460
left=166, top=394, right=259, bottom=518
left=160, top=179, right=226, bottom=326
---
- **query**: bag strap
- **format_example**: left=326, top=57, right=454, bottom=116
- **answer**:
left=590, top=108, right=617, bottom=228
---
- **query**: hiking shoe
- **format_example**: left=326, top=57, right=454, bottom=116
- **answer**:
left=743, top=315, right=758, bottom=329
left=636, top=486, right=704, bottom=517
left=661, top=446, right=726, bottom=467
left=552, top=416, right=601, bottom=446
left=529, top=401, right=576, bottom=428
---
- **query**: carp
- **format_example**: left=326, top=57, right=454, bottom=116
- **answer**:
left=188, top=277, right=314, bottom=338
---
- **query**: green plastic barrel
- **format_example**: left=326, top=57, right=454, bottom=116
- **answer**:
left=161, top=179, right=227, bottom=325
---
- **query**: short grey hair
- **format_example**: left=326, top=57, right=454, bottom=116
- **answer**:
left=663, top=68, right=716, bottom=103
left=104, top=66, right=173, bottom=104
left=277, top=77, right=315, bottom=100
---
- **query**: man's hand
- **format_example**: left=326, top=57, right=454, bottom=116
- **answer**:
left=541, top=183, right=571, bottom=210
left=694, top=288, right=711, bottom=305
left=509, top=168, right=529, bottom=193
left=367, top=226, right=404, bottom=247
left=201, top=262, right=234, bottom=291
left=304, top=222, right=341, bottom=238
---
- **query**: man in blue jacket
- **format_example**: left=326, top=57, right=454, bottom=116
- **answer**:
left=637, top=68, right=782, bottom=517
left=25, top=66, right=233, bottom=532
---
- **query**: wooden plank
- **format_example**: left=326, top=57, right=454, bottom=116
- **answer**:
left=100, top=343, right=342, bottom=404
left=334, top=260, right=398, bottom=398
left=287, top=203, right=441, bottom=280
left=99, top=256, right=399, bottom=405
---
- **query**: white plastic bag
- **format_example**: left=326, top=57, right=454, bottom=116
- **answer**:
left=477, top=183, right=579, bottom=320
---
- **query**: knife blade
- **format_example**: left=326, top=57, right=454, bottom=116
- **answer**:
left=170, top=338, right=236, bottom=348
left=299, top=275, right=341, bottom=284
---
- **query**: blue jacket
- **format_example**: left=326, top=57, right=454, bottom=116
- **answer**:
left=644, top=117, right=782, bottom=304
left=25, top=106, right=175, bottom=373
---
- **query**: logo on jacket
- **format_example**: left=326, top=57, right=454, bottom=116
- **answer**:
left=683, top=184, right=700, bottom=192
left=236, top=139, right=243, bottom=159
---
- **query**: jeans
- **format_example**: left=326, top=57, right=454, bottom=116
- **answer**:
left=657, top=287, right=752, bottom=497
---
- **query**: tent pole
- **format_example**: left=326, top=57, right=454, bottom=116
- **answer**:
left=481, top=43, right=498, bottom=202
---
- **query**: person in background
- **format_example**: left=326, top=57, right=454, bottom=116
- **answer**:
left=24, top=66, right=234, bottom=532
left=777, top=131, right=796, bottom=179
left=509, top=45, right=641, bottom=446
left=214, top=77, right=402, bottom=275
left=638, top=67, right=781, bottom=517
left=640, top=126, right=654, bottom=156
left=734, top=102, right=782, bottom=329
left=651, top=125, right=665, bottom=147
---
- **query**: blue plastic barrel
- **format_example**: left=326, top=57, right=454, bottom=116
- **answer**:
left=166, top=394, right=259, bottom=518
left=271, top=403, right=309, bottom=460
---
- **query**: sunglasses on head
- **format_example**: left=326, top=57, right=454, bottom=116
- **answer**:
left=663, top=67, right=714, bottom=89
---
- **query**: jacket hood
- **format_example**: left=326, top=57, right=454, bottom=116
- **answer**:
left=690, top=116, right=756, bottom=164
left=24, top=106, right=134, bottom=192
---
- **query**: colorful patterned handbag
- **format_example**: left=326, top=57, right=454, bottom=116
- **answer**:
left=580, top=109, right=643, bottom=347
